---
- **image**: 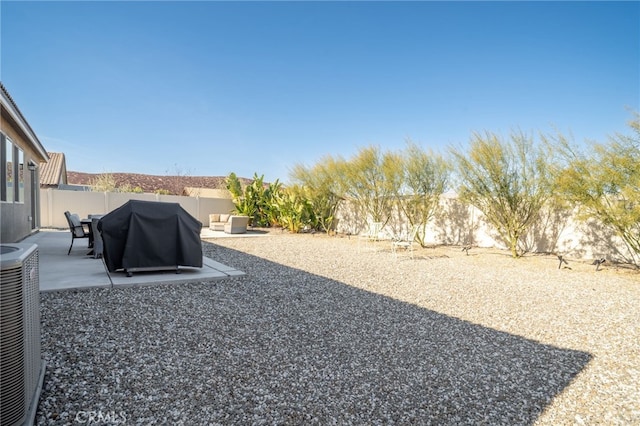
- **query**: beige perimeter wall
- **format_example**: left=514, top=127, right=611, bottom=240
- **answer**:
left=334, top=194, right=635, bottom=264
left=41, top=188, right=635, bottom=264
left=40, top=188, right=235, bottom=229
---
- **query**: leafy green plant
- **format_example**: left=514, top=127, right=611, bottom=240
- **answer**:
left=272, top=185, right=313, bottom=233
left=226, top=172, right=243, bottom=199
left=226, top=172, right=255, bottom=222
left=259, top=179, right=282, bottom=227
left=226, top=172, right=280, bottom=226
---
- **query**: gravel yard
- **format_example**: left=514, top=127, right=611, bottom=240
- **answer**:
left=36, top=232, right=639, bottom=425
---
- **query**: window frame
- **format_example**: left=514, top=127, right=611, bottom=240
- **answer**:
left=16, top=145, right=24, bottom=203
left=0, top=132, right=24, bottom=203
left=1, top=133, right=14, bottom=202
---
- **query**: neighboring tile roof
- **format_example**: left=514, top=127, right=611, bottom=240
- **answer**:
left=40, top=152, right=67, bottom=186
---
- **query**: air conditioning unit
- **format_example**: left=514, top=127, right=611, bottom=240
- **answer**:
left=1, top=243, right=46, bottom=426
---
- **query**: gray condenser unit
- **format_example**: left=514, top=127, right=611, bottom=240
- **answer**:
left=1, top=243, right=46, bottom=426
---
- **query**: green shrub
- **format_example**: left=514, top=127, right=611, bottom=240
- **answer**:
left=226, top=172, right=281, bottom=226
left=272, top=185, right=313, bottom=233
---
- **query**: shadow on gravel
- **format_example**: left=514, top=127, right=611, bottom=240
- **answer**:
left=37, top=241, right=591, bottom=425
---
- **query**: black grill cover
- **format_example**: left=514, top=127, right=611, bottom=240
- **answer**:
left=98, top=200, right=203, bottom=273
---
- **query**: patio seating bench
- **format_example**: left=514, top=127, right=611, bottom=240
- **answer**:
left=209, top=214, right=249, bottom=234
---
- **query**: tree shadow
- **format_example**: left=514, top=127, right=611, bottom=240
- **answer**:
left=37, top=242, right=592, bottom=425
left=576, top=219, right=636, bottom=264
left=336, top=200, right=365, bottom=236
left=433, top=198, right=478, bottom=246
left=521, top=206, right=573, bottom=255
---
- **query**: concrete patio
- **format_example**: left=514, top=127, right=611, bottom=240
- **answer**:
left=24, top=229, right=245, bottom=292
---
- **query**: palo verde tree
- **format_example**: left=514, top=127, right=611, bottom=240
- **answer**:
left=549, top=113, right=640, bottom=265
left=395, top=142, right=450, bottom=247
left=450, top=131, right=553, bottom=258
left=341, top=145, right=403, bottom=230
left=90, top=172, right=119, bottom=192
left=90, top=173, right=143, bottom=193
left=289, top=156, right=345, bottom=233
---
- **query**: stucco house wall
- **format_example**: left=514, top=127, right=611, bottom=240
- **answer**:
left=0, top=83, right=49, bottom=243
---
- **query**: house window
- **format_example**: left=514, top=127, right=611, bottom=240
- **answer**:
left=1, top=133, right=14, bottom=202
left=17, top=147, right=24, bottom=202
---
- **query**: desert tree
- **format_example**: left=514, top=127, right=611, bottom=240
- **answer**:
left=289, top=156, right=345, bottom=233
left=90, top=172, right=118, bottom=192
left=548, top=113, right=640, bottom=265
left=341, top=146, right=404, bottom=231
left=394, top=142, right=450, bottom=247
left=450, top=131, right=553, bottom=258
left=90, top=172, right=143, bottom=193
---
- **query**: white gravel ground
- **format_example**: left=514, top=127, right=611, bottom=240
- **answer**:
left=36, top=232, right=639, bottom=425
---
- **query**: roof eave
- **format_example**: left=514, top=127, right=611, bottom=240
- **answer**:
left=1, top=83, right=49, bottom=162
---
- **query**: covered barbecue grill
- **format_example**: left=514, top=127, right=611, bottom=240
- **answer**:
left=98, top=200, right=203, bottom=275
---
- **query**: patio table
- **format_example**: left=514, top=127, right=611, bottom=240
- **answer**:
left=81, top=215, right=104, bottom=255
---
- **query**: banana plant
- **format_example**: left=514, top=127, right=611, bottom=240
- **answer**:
left=226, top=172, right=282, bottom=227
left=274, top=186, right=313, bottom=233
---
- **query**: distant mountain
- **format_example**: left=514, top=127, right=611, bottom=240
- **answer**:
left=67, top=171, right=251, bottom=195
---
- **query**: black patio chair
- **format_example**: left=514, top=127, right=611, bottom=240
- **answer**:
left=64, top=211, right=89, bottom=255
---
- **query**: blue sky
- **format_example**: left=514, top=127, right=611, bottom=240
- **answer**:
left=1, top=1, right=638, bottom=184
